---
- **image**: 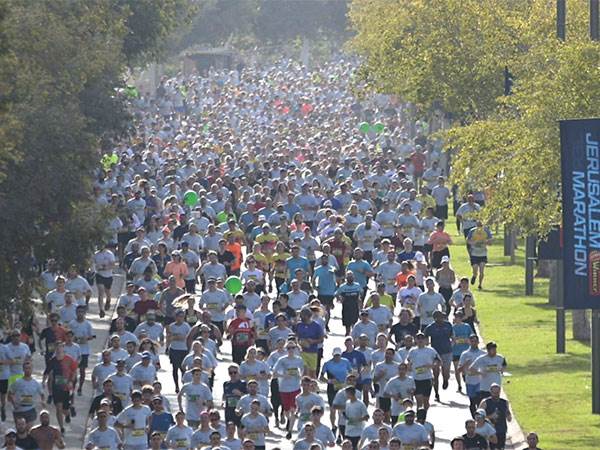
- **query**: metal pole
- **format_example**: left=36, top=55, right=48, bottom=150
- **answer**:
left=592, top=0, right=600, bottom=41
left=557, top=0, right=566, bottom=41
left=557, top=260, right=566, bottom=353
left=525, top=235, right=536, bottom=296
left=592, top=310, right=600, bottom=413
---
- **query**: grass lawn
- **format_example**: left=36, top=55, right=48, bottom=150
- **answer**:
left=446, top=235, right=598, bottom=449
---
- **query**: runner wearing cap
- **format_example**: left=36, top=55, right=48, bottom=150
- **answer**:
left=474, top=408, right=498, bottom=447
left=391, top=408, right=428, bottom=448
left=130, top=351, right=157, bottom=389
left=29, top=410, right=65, bottom=450
left=86, top=409, right=121, bottom=450
left=116, top=390, right=152, bottom=450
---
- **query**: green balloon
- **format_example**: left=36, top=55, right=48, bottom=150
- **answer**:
left=183, top=190, right=199, bottom=207
left=358, top=122, right=370, bottom=133
left=373, top=122, right=385, bottom=133
left=216, top=211, right=228, bottom=223
left=224, top=276, right=243, bottom=294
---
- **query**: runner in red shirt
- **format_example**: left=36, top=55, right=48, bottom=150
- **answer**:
left=48, top=342, right=78, bottom=433
left=46, top=342, right=77, bottom=433
left=226, top=305, right=255, bottom=365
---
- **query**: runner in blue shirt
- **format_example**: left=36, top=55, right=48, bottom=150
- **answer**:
left=346, top=249, right=375, bottom=302
left=286, top=246, right=311, bottom=282
left=320, top=348, right=353, bottom=403
left=451, top=310, right=472, bottom=393
left=335, top=272, right=363, bottom=335
left=312, top=254, right=338, bottom=331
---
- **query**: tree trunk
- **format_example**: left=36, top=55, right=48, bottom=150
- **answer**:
left=572, top=310, right=591, bottom=342
left=536, top=259, right=552, bottom=278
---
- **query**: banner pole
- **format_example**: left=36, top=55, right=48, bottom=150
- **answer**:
left=593, top=310, right=600, bottom=413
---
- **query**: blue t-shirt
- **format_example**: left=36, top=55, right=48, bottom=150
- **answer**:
left=264, top=312, right=278, bottom=331
left=149, top=411, right=175, bottom=434
left=284, top=203, right=301, bottom=219
left=286, top=257, right=311, bottom=281
left=296, top=320, right=324, bottom=353
left=424, top=321, right=454, bottom=355
left=452, top=323, right=472, bottom=357
left=346, top=260, right=373, bottom=289
left=313, top=265, right=337, bottom=296
left=397, top=251, right=416, bottom=263
left=335, top=282, right=363, bottom=305
left=322, top=358, right=353, bottom=383
left=342, top=350, right=367, bottom=371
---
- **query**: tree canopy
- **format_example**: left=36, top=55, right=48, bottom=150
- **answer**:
left=0, top=0, right=190, bottom=318
left=350, top=0, right=600, bottom=236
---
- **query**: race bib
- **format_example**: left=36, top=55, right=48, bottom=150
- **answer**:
left=207, top=303, right=220, bottom=310
left=247, top=432, right=259, bottom=441
left=236, top=333, right=249, bottom=343
left=175, top=439, right=188, bottom=448
left=300, top=413, right=310, bottom=421
left=20, top=394, right=33, bottom=406
left=189, top=394, right=198, bottom=402
left=455, top=337, right=468, bottom=344
left=226, top=397, right=239, bottom=408
left=131, top=428, right=145, bottom=437
left=286, top=367, right=299, bottom=377
left=48, top=343, right=56, bottom=352
left=487, top=365, right=498, bottom=373
left=415, top=367, right=427, bottom=375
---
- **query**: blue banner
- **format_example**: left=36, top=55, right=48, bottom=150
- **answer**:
left=560, top=118, right=600, bottom=309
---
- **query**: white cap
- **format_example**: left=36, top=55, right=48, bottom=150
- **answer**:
left=332, top=347, right=342, bottom=356
left=441, top=255, right=450, bottom=263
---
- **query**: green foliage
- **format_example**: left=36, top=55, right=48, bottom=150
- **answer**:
left=117, top=0, right=197, bottom=65
left=172, top=0, right=349, bottom=51
left=0, top=0, right=189, bottom=321
left=350, top=0, right=600, bottom=236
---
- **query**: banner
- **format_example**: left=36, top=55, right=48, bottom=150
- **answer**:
left=560, top=119, right=600, bottom=309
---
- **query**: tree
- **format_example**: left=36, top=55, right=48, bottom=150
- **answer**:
left=349, top=0, right=600, bottom=236
left=0, top=0, right=191, bottom=321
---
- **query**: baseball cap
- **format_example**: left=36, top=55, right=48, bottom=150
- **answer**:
left=475, top=408, right=486, bottom=417
left=332, top=347, right=342, bottom=356
left=441, top=256, right=450, bottom=263
left=5, top=429, right=16, bottom=436
left=141, top=351, right=152, bottom=359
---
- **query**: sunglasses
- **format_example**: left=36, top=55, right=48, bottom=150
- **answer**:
left=229, top=371, right=238, bottom=374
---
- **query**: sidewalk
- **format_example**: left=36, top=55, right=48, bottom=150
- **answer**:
left=22, top=273, right=126, bottom=448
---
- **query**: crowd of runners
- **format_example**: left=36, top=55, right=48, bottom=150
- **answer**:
left=0, top=59, right=543, bottom=450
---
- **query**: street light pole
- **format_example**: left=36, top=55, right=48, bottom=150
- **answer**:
left=557, top=0, right=566, bottom=41
left=592, top=0, right=599, bottom=41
